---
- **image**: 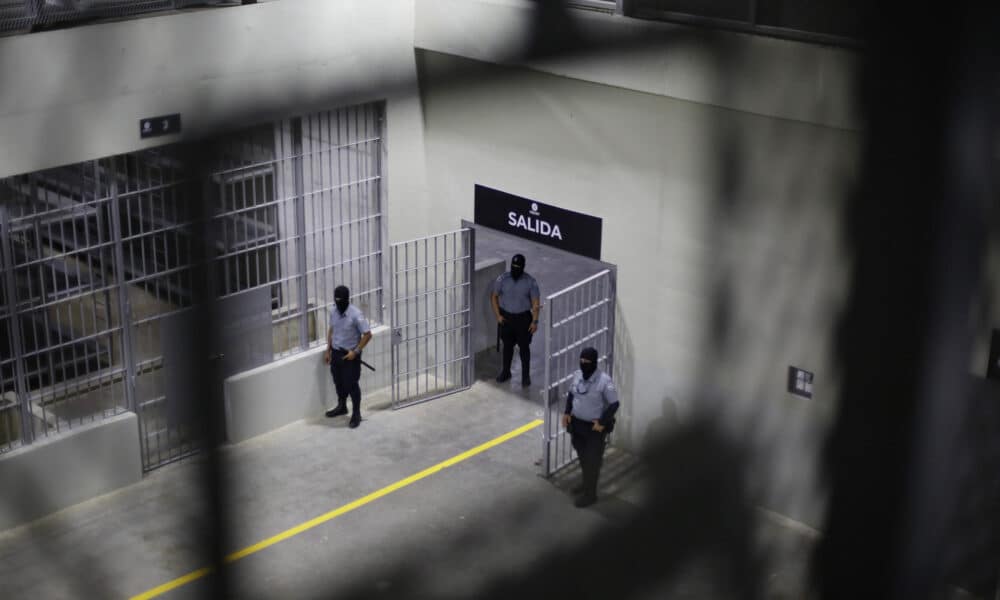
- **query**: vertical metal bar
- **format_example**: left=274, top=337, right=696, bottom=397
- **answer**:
left=606, top=271, right=616, bottom=379
left=391, top=242, right=398, bottom=407
left=542, top=297, right=553, bottom=476
left=220, top=183, right=232, bottom=300
left=109, top=183, right=136, bottom=414
left=137, top=190, right=148, bottom=287
left=449, top=234, right=454, bottom=386
left=307, top=119, right=318, bottom=345
left=376, top=103, right=387, bottom=325
left=466, top=227, right=475, bottom=388
left=454, top=232, right=460, bottom=387
left=254, top=174, right=267, bottom=296
left=359, top=107, right=368, bottom=307
left=102, top=166, right=118, bottom=414
left=443, top=233, right=461, bottom=390
left=47, top=219, right=57, bottom=305
left=292, top=117, right=309, bottom=350
left=241, top=177, right=249, bottom=293
left=434, top=236, right=439, bottom=391
left=352, top=106, right=360, bottom=292
left=323, top=114, right=333, bottom=329
left=423, top=237, right=429, bottom=395
left=41, top=216, right=58, bottom=433
left=0, top=206, right=34, bottom=445
left=405, top=242, right=410, bottom=401
left=336, top=112, right=345, bottom=302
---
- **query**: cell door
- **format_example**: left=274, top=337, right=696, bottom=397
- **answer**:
left=390, top=229, right=475, bottom=409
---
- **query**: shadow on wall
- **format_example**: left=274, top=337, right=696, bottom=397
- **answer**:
left=611, top=298, right=634, bottom=447
left=611, top=297, right=682, bottom=453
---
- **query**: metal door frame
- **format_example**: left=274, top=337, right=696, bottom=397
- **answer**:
left=539, top=268, right=617, bottom=477
left=389, top=228, right=475, bottom=409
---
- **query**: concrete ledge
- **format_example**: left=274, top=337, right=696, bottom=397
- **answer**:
left=224, top=325, right=393, bottom=443
left=472, top=257, right=507, bottom=355
left=0, top=412, right=141, bottom=531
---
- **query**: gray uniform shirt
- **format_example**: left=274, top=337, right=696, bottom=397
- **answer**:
left=567, top=370, right=618, bottom=421
left=329, top=305, right=370, bottom=350
left=493, top=272, right=540, bottom=313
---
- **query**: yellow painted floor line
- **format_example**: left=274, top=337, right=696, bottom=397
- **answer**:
left=129, top=419, right=543, bottom=600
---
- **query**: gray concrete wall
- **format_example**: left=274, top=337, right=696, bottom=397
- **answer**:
left=0, top=413, right=141, bottom=531
left=472, top=258, right=507, bottom=357
left=224, top=326, right=392, bottom=443
left=413, top=0, right=859, bottom=131
left=416, top=48, right=857, bottom=528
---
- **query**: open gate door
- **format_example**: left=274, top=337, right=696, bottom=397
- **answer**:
left=390, top=229, right=475, bottom=409
left=539, top=269, right=616, bottom=476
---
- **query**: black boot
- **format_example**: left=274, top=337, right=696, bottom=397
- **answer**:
left=496, top=370, right=512, bottom=383
left=349, top=397, right=361, bottom=428
left=325, top=401, right=347, bottom=418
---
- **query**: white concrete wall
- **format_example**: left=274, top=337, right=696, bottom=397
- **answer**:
left=413, top=1, right=861, bottom=527
left=0, top=0, right=430, bottom=229
left=225, top=325, right=393, bottom=443
left=0, top=413, right=142, bottom=531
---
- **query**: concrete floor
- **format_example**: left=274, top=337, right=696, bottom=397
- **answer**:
left=469, top=224, right=610, bottom=387
left=0, top=378, right=818, bottom=600
left=0, top=228, right=818, bottom=600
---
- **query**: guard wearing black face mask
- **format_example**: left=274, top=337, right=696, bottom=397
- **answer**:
left=491, top=254, right=541, bottom=386
left=324, top=285, right=372, bottom=428
left=561, top=347, right=619, bottom=508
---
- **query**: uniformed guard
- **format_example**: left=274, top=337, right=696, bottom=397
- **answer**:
left=491, top=253, right=541, bottom=386
left=324, top=285, right=372, bottom=428
left=561, top=347, right=619, bottom=507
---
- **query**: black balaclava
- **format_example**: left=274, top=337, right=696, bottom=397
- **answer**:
left=334, top=285, right=350, bottom=314
left=510, top=254, right=526, bottom=280
left=580, top=347, right=599, bottom=380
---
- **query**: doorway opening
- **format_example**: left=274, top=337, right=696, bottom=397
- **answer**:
left=464, top=220, right=616, bottom=386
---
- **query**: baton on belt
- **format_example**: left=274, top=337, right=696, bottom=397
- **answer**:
left=329, top=349, right=376, bottom=371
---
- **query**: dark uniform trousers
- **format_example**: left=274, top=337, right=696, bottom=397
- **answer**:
left=570, top=416, right=608, bottom=498
left=330, top=348, right=362, bottom=414
left=500, top=309, right=533, bottom=375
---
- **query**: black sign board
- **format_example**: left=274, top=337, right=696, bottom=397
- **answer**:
left=787, top=366, right=814, bottom=398
left=474, top=185, right=603, bottom=260
left=988, top=329, right=1000, bottom=381
left=140, top=114, right=182, bottom=139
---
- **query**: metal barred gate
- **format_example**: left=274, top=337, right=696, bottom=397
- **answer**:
left=539, top=269, right=616, bottom=477
left=390, top=229, right=474, bottom=409
left=0, top=103, right=386, bottom=471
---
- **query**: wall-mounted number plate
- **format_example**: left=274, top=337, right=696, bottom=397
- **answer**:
left=788, top=366, right=814, bottom=399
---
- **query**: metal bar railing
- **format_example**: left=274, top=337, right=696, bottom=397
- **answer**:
left=389, top=228, right=473, bottom=409
left=539, top=270, right=615, bottom=477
